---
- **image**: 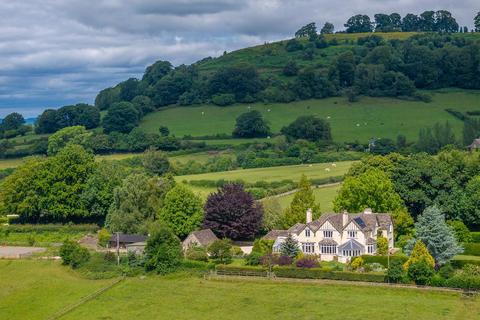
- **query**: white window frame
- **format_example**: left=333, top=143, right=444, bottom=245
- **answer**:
left=367, top=244, right=375, bottom=254
left=347, top=231, right=357, bottom=238
left=305, top=229, right=311, bottom=237
left=320, top=244, right=337, bottom=255
left=323, top=230, right=333, bottom=238
left=302, top=242, right=315, bottom=254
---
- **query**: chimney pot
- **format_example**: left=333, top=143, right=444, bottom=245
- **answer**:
left=342, top=211, right=349, bottom=225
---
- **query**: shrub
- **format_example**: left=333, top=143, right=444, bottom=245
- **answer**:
left=296, top=255, right=319, bottom=268
left=360, top=254, right=408, bottom=268
left=144, top=222, right=183, bottom=275
left=231, top=246, right=244, bottom=257
left=444, top=274, right=480, bottom=290
left=280, top=234, right=300, bottom=259
left=252, top=239, right=274, bottom=255
left=98, top=229, right=111, bottom=247
left=60, top=239, right=91, bottom=269
left=104, top=251, right=116, bottom=263
left=208, top=239, right=233, bottom=264
left=447, top=220, right=472, bottom=243
left=350, top=256, right=364, bottom=270
left=245, top=252, right=262, bottom=266
left=407, top=260, right=434, bottom=285
left=278, top=255, right=293, bottom=266
left=27, top=234, right=36, bottom=246
left=471, top=232, right=480, bottom=243
left=386, top=259, right=405, bottom=283
left=438, top=263, right=455, bottom=279
left=185, top=245, right=208, bottom=262
left=462, top=263, right=480, bottom=276
left=211, top=94, right=236, bottom=106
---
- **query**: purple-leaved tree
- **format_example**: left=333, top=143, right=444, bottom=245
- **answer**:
left=203, top=184, right=263, bottom=240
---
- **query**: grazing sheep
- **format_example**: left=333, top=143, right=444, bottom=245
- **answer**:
left=331, top=163, right=337, bottom=167
left=325, top=168, right=330, bottom=172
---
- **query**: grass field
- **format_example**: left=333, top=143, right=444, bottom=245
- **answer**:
left=176, top=161, right=353, bottom=184
left=139, top=90, right=480, bottom=143
left=275, top=183, right=341, bottom=213
left=0, top=260, right=113, bottom=319
left=1, top=260, right=477, bottom=320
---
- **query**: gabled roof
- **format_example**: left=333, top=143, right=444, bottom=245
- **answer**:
left=109, top=234, right=148, bottom=244
left=366, top=238, right=376, bottom=245
left=189, top=229, right=218, bottom=246
left=263, top=230, right=288, bottom=240
left=288, top=223, right=306, bottom=235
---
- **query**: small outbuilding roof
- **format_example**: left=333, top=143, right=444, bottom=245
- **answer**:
left=318, top=239, right=338, bottom=246
left=188, top=229, right=218, bottom=246
left=109, top=234, right=148, bottom=244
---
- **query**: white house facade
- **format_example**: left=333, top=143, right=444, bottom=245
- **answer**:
left=267, top=208, right=394, bottom=263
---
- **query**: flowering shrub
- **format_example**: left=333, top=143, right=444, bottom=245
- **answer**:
left=278, top=255, right=293, bottom=266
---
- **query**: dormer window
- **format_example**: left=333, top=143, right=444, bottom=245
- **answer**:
left=305, top=229, right=311, bottom=237
left=323, top=230, right=333, bottom=238
left=347, top=231, right=357, bottom=238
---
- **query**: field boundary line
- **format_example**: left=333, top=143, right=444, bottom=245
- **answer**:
left=46, top=276, right=125, bottom=320
left=205, top=273, right=479, bottom=295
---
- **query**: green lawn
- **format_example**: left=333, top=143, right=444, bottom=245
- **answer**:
left=275, top=183, right=341, bottom=213
left=453, top=255, right=480, bottom=261
left=1, top=260, right=478, bottom=320
left=139, top=90, right=480, bottom=143
left=176, top=161, right=353, bottom=184
left=0, top=260, right=113, bottom=320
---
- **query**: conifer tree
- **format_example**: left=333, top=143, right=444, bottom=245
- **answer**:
left=283, top=175, right=320, bottom=227
left=280, top=234, right=300, bottom=259
left=403, top=240, right=435, bottom=270
left=413, top=206, right=463, bottom=266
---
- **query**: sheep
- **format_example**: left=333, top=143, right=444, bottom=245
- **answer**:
left=325, top=168, right=331, bottom=172
left=331, top=163, right=337, bottom=167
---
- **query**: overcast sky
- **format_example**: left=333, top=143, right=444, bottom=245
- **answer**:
left=0, top=0, right=478, bottom=117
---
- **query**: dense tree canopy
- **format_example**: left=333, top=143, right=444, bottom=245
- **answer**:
left=295, top=22, right=317, bottom=38
left=203, top=184, right=263, bottom=240
left=105, top=173, right=175, bottom=234
left=47, top=126, right=92, bottom=155
left=281, top=116, right=331, bottom=142
left=144, top=222, right=182, bottom=274
left=35, top=104, right=100, bottom=134
left=1, top=112, right=24, bottom=131
left=345, top=14, right=373, bottom=33
left=334, top=168, right=404, bottom=213
left=320, top=22, right=334, bottom=34
left=0, top=145, right=95, bottom=222
left=158, top=184, right=203, bottom=238
left=208, top=63, right=262, bottom=102
left=233, top=110, right=271, bottom=138
left=102, top=101, right=140, bottom=134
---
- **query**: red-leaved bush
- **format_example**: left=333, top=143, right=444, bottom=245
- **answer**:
left=295, top=256, right=319, bottom=268
left=278, top=255, right=293, bottom=266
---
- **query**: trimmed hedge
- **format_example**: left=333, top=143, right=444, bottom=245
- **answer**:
left=273, top=267, right=385, bottom=283
left=462, top=243, right=480, bottom=256
left=215, top=265, right=385, bottom=283
left=471, top=232, right=480, bottom=243
left=1, top=224, right=99, bottom=233
left=360, top=255, right=408, bottom=268
left=181, top=259, right=216, bottom=271
left=450, top=258, right=480, bottom=268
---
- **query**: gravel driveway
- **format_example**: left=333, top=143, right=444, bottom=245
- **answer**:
left=0, top=246, right=46, bottom=258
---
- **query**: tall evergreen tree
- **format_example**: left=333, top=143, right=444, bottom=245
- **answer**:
left=283, top=175, right=320, bottom=227
left=414, top=206, right=463, bottom=266
left=280, top=234, right=300, bottom=259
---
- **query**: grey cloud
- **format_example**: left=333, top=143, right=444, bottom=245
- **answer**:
left=0, top=0, right=478, bottom=117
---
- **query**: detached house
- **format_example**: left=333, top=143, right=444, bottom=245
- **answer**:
left=267, top=208, right=394, bottom=263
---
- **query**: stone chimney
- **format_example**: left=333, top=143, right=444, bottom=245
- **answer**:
left=342, top=210, right=349, bottom=226
left=306, top=208, right=312, bottom=223
left=364, top=208, right=372, bottom=214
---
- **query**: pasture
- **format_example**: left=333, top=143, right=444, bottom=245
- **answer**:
left=0, top=260, right=477, bottom=320
left=275, top=183, right=341, bottom=213
left=139, top=90, right=480, bottom=143
left=176, top=161, right=353, bottom=185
